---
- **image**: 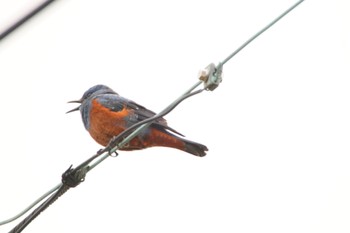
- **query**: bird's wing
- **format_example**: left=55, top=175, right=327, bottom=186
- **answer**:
left=95, top=94, right=184, bottom=136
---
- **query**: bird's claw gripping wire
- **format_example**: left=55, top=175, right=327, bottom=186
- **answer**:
left=109, top=150, right=119, bottom=157
left=61, top=165, right=88, bottom=188
left=199, top=63, right=223, bottom=91
left=106, top=136, right=123, bottom=152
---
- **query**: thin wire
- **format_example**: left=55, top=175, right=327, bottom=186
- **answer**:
left=0, top=0, right=57, bottom=41
left=9, top=184, right=69, bottom=233
left=0, top=184, right=61, bottom=225
left=221, top=0, right=304, bottom=66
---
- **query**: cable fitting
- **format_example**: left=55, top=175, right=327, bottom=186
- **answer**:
left=61, top=165, right=87, bottom=188
left=199, top=63, right=223, bottom=91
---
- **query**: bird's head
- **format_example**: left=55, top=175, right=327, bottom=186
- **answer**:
left=66, top=84, right=116, bottom=113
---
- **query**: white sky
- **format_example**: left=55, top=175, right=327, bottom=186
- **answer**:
left=0, top=0, right=349, bottom=232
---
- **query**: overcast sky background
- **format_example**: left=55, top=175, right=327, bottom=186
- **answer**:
left=0, top=0, right=349, bottom=232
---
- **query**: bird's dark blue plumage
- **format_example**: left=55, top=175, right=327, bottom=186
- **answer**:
left=68, top=84, right=208, bottom=156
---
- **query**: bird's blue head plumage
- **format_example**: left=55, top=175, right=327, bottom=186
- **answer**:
left=67, top=85, right=116, bottom=110
left=81, top=85, right=117, bottom=102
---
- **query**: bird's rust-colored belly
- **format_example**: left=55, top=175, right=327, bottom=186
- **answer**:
left=88, top=99, right=185, bottom=151
left=88, top=99, right=135, bottom=147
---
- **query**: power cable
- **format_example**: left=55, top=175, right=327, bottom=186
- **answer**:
left=0, top=0, right=57, bottom=41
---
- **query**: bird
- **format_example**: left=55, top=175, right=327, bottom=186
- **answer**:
left=67, top=84, right=208, bottom=157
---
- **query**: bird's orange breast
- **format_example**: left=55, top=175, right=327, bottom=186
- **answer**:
left=89, top=99, right=134, bottom=146
left=88, top=99, right=185, bottom=151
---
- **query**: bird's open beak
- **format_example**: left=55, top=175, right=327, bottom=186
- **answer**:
left=66, top=100, right=82, bottom=114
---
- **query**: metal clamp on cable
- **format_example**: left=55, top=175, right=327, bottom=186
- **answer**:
left=62, top=165, right=87, bottom=188
left=199, top=63, right=223, bottom=91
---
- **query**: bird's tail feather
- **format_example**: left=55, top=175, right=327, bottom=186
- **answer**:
left=181, top=138, right=208, bottom=157
left=153, top=124, right=208, bottom=157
